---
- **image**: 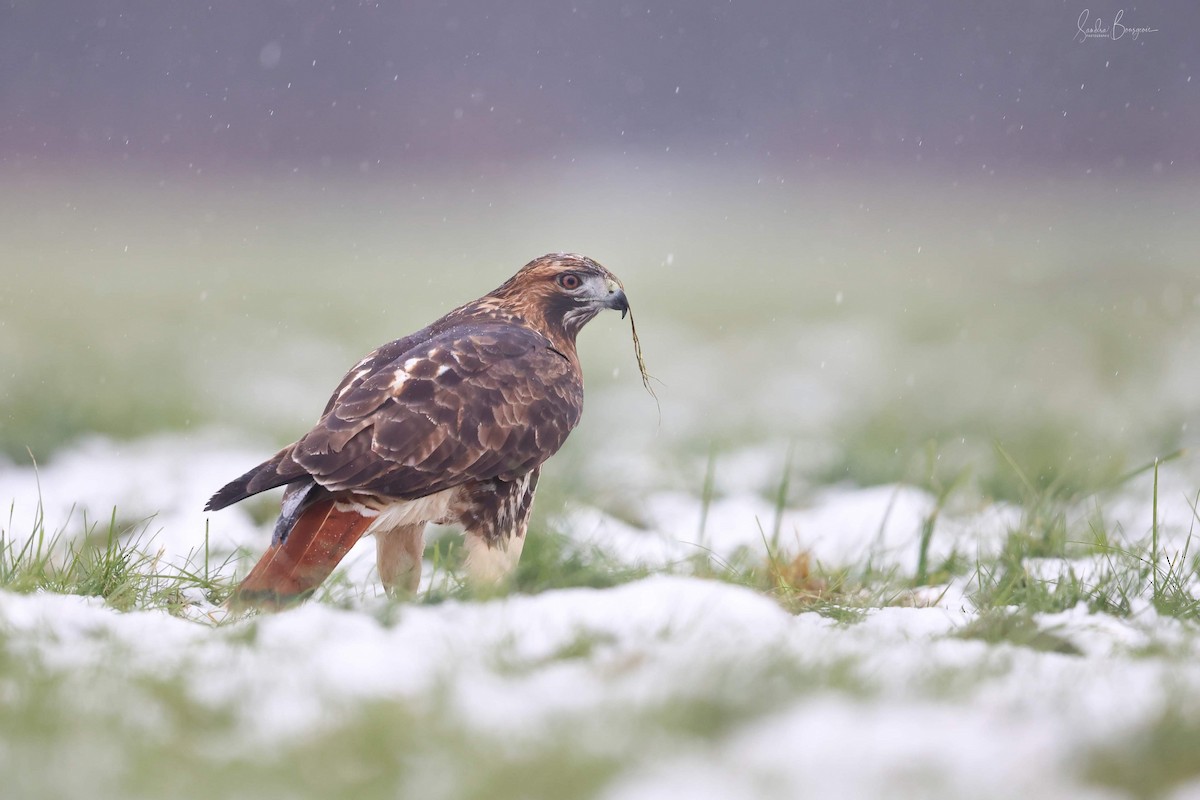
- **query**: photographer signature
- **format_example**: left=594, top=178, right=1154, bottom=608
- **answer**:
left=1075, top=9, right=1158, bottom=42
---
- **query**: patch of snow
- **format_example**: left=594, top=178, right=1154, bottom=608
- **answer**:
left=579, top=483, right=1020, bottom=575
left=606, top=698, right=1104, bottom=800
left=0, top=432, right=271, bottom=573
left=560, top=504, right=690, bottom=568
left=4, top=574, right=1200, bottom=797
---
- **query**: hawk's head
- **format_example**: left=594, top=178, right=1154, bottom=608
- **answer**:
left=488, top=253, right=629, bottom=342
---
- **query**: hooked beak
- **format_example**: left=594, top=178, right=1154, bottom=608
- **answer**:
left=606, top=288, right=630, bottom=319
left=602, top=277, right=630, bottom=318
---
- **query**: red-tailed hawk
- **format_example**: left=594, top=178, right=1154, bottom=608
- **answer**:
left=205, top=253, right=630, bottom=608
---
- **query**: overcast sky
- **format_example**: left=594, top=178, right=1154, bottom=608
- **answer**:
left=2, top=1, right=1197, bottom=171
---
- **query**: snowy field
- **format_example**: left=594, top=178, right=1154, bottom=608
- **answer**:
left=3, top=166, right=1200, bottom=799
left=3, top=433, right=1200, bottom=799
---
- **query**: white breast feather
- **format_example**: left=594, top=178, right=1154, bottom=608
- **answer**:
left=353, top=488, right=456, bottom=534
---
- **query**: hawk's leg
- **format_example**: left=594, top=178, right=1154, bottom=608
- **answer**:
left=456, top=469, right=540, bottom=585
left=375, top=523, right=426, bottom=596
left=464, top=529, right=527, bottom=584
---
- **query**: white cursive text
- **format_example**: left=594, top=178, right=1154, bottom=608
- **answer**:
left=1076, top=9, right=1158, bottom=43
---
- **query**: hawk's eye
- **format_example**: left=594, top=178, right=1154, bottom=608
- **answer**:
left=557, top=273, right=582, bottom=290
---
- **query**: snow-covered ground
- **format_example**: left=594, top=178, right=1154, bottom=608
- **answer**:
left=6, top=573, right=1200, bottom=799
left=3, top=434, right=1200, bottom=799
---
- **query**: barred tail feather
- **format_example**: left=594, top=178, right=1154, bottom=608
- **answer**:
left=231, top=498, right=373, bottom=610
left=204, top=447, right=305, bottom=512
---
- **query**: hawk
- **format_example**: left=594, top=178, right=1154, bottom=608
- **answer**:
left=205, top=253, right=630, bottom=608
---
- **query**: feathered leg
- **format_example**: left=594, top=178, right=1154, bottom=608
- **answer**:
left=374, top=524, right=426, bottom=596
left=464, top=529, right=527, bottom=584
left=231, top=498, right=373, bottom=610
left=456, top=469, right=539, bottom=585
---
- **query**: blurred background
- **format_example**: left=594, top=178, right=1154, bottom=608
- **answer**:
left=2, top=0, right=1199, bottom=511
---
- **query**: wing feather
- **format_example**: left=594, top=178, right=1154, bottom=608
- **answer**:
left=291, top=323, right=582, bottom=499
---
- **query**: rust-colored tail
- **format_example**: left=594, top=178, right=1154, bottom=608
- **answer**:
left=231, top=498, right=373, bottom=610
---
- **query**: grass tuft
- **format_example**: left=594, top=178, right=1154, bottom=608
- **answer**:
left=953, top=609, right=1082, bottom=655
left=1, top=499, right=235, bottom=613
left=513, top=529, right=652, bottom=593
